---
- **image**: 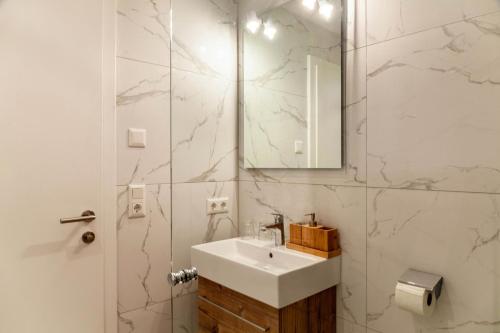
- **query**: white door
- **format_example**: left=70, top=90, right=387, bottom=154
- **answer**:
left=0, top=1, right=114, bottom=332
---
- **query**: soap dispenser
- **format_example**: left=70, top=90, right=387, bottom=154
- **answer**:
left=305, top=213, right=318, bottom=227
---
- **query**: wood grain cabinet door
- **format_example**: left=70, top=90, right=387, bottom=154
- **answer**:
left=197, top=277, right=337, bottom=333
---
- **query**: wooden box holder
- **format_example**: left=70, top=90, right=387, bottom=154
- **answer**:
left=286, top=223, right=341, bottom=259
left=289, top=223, right=303, bottom=245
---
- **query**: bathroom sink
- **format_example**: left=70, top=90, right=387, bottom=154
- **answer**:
left=191, top=238, right=340, bottom=308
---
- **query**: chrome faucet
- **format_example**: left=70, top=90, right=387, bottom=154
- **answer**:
left=261, top=213, right=285, bottom=246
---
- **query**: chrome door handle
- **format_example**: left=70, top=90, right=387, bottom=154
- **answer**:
left=60, top=210, right=96, bottom=224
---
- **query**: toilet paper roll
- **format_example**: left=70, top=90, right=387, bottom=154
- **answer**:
left=395, top=282, right=436, bottom=316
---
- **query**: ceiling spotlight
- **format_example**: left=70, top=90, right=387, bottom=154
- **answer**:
left=302, top=0, right=316, bottom=11
left=263, top=20, right=277, bottom=40
left=318, top=0, right=334, bottom=19
left=246, top=11, right=262, bottom=34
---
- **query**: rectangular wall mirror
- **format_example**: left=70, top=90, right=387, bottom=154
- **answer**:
left=240, top=0, right=343, bottom=169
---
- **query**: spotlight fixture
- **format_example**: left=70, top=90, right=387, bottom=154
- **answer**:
left=318, top=0, right=334, bottom=19
left=302, top=0, right=316, bottom=11
left=246, top=11, right=262, bottom=34
left=263, top=20, right=277, bottom=40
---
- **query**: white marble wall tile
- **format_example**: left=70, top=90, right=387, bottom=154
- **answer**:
left=172, top=293, right=198, bottom=333
left=238, top=0, right=285, bottom=15
left=344, top=47, right=367, bottom=108
left=238, top=182, right=367, bottom=326
left=243, top=3, right=342, bottom=96
left=337, top=318, right=368, bottom=333
left=240, top=47, right=366, bottom=185
left=367, top=0, right=500, bottom=44
left=171, top=181, right=238, bottom=298
left=239, top=0, right=365, bottom=51
left=367, top=12, right=500, bottom=193
left=171, top=70, right=237, bottom=183
left=118, top=0, right=171, bottom=66
left=117, top=185, right=172, bottom=313
left=345, top=0, right=367, bottom=51
left=171, top=0, right=237, bottom=81
left=366, top=188, right=500, bottom=333
left=366, top=329, right=382, bottom=333
left=244, top=86, right=308, bottom=168
left=117, top=58, right=171, bottom=186
left=118, top=301, right=172, bottom=333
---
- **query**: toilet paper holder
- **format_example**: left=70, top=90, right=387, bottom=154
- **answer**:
left=398, top=269, right=444, bottom=300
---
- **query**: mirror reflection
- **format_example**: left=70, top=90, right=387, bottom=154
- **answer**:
left=241, top=0, right=343, bottom=169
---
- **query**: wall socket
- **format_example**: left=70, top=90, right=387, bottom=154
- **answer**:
left=206, top=197, right=229, bottom=215
left=128, top=184, right=146, bottom=218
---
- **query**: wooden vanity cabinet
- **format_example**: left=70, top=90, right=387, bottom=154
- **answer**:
left=197, top=277, right=336, bottom=333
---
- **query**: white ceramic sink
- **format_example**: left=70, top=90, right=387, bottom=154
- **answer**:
left=191, top=237, right=340, bottom=308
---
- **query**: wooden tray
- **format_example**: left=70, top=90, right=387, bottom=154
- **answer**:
left=286, top=242, right=342, bottom=259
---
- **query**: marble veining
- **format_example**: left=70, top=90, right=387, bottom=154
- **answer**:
left=116, top=0, right=239, bottom=331
left=239, top=182, right=367, bottom=327
left=366, top=188, right=500, bottom=333
left=118, top=301, right=172, bottom=333
left=244, top=86, right=308, bottom=168
left=172, top=181, right=238, bottom=299
left=337, top=318, right=368, bottom=333
left=117, top=293, right=198, bottom=333
left=117, top=185, right=172, bottom=314
left=117, top=57, right=171, bottom=185
left=171, top=0, right=237, bottom=80
left=171, top=70, right=237, bottom=183
left=367, top=12, right=500, bottom=193
left=367, top=0, right=500, bottom=45
left=117, top=0, right=171, bottom=67
left=240, top=47, right=366, bottom=185
left=115, top=1, right=499, bottom=333
left=244, top=4, right=341, bottom=96
left=241, top=2, right=343, bottom=168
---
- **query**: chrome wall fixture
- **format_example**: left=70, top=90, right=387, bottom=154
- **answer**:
left=167, top=267, right=198, bottom=286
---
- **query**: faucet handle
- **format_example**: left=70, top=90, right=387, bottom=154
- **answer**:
left=271, top=213, right=284, bottom=224
left=305, top=212, right=316, bottom=220
left=304, top=213, right=317, bottom=226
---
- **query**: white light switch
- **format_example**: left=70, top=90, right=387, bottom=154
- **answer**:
left=294, top=140, right=303, bottom=154
left=132, top=187, right=144, bottom=199
left=128, top=184, right=146, bottom=218
left=128, top=128, right=146, bottom=148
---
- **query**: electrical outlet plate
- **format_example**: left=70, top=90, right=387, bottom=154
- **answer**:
left=128, top=184, right=146, bottom=218
left=206, top=197, right=229, bottom=215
